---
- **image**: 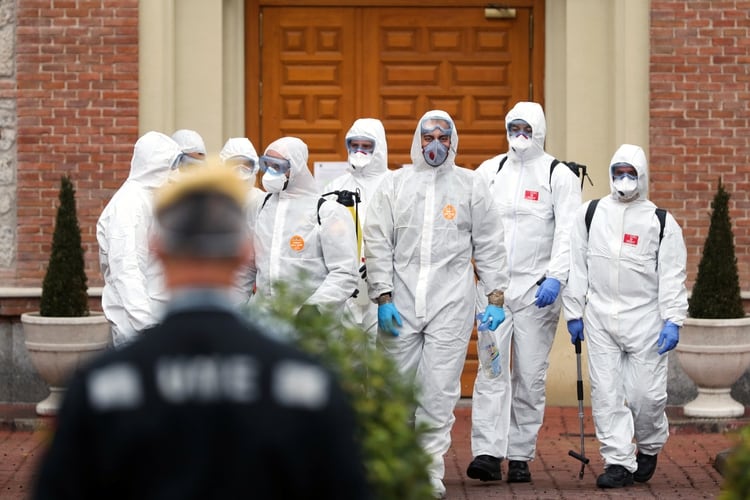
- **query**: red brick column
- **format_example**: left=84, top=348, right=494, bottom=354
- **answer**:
left=650, top=1, right=750, bottom=290
left=15, top=0, right=140, bottom=287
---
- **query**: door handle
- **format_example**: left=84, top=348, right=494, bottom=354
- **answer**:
left=485, top=6, right=517, bottom=19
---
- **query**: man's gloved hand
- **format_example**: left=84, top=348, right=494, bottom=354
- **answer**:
left=378, top=303, right=403, bottom=337
left=567, top=318, right=584, bottom=344
left=657, top=321, right=680, bottom=355
left=481, top=304, right=506, bottom=331
left=535, top=277, right=561, bottom=307
left=359, top=263, right=367, bottom=280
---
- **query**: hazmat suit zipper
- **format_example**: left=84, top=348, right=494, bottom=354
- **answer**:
left=508, top=157, right=527, bottom=279
left=414, top=168, right=436, bottom=319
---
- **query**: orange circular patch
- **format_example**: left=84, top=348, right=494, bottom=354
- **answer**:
left=289, top=235, right=305, bottom=251
left=442, top=204, right=456, bottom=220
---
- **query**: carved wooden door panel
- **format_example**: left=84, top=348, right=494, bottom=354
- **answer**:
left=360, top=7, right=532, bottom=169
left=258, top=3, right=539, bottom=396
left=260, top=7, right=357, bottom=162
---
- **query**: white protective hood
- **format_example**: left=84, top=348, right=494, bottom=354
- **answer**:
left=344, top=118, right=389, bottom=178
left=171, top=129, right=206, bottom=155
left=128, top=131, right=183, bottom=189
left=220, top=137, right=260, bottom=170
left=410, top=109, right=459, bottom=171
left=264, top=137, right=319, bottom=198
left=505, top=101, right=546, bottom=162
left=608, top=143, right=649, bottom=201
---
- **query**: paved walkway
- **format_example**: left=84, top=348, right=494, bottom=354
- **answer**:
left=0, top=402, right=743, bottom=499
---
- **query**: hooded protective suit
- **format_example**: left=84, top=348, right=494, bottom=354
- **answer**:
left=324, top=118, right=390, bottom=338
left=364, top=110, right=509, bottom=496
left=562, top=144, right=687, bottom=472
left=470, top=102, right=582, bottom=463
left=171, top=129, right=206, bottom=156
left=220, top=137, right=265, bottom=304
left=252, top=137, right=358, bottom=311
left=97, top=131, right=183, bottom=347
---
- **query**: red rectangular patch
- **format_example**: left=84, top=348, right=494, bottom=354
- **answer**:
left=524, top=190, right=539, bottom=201
left=623, top=233, right=639, bottom=245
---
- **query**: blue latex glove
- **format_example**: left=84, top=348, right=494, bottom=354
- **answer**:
left=378, top=302, right=403, bottom=337
left=657, top=321, right=680, bottom=355
left=535, top=277, right=561, bottom=307
left=481, top=304, right=506, bottom=331
left=567, top=318, right=584, bottom=344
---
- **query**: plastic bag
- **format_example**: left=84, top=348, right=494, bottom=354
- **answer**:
left=476, top=312, right=501, bottom=379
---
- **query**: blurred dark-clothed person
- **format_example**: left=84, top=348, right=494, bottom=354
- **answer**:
left=33, top=165, right=369, bottom=500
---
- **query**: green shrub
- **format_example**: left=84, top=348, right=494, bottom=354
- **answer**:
left=39, top=176, right=90, bottom=317
left=719, top=426, right=750, bottom=499
left=687, top=179, right=744, bottom=319
left=247, top=285, right=433, bottom=500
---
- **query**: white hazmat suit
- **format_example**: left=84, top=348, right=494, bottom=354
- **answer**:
left=562, top=144, right=687, bottom=473
left=470, top=102, right=581, bottom=471
left=220, top=137, right=265, bottom=304
left=364, top=110, right=509, bottom=497
left=97, top=131, right=183, bottom=347
left=471, top=102, right=581, bottom=472
left=252, top=137, right=358, bottom=312
left=324, top=118, right=390, bottom=339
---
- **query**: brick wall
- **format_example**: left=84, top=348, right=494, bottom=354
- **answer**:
left=650, top=1, right=750, bottom=290
left=14, top=0, right=139, bottom=287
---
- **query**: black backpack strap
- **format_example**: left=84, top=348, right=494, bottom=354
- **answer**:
left=586, top=199, right=667, bottom=247
left=584, top=198, right=600, bottom=234
left=496, top=155, right=508, bottom=174
left=317, top=197, right=326, bottom=225
left=655, top=208, right=667, bottom=243
left=549, top=159, right=561, bottom=183
left=550, top=159, right=592, bottom=190
left=260, top=193, right=272, bottom=211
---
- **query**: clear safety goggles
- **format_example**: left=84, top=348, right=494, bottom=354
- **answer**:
left=225, top=156, right=258, bottom=175
left=346, top=136, right=375, bottom=154
left=507, top=119, right=532, bottom=136
left=258, top=155, right=291, bottom=175
left=611, top=162, right=637, bottom=180
left=420, top=117, right=453, bottom=137
left=172, top=152, right=206, bottom=170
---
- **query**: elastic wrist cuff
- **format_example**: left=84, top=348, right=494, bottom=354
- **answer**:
left=487, top=289, right=505, bottom=307
left=377, top=292, right=392, bottom=305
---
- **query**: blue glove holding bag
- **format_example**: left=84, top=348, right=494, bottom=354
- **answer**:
left=481, top=304, right=506, bottom=331
left=378, top=302, right=403, bottom=337
left=535, top=277, right=561, bottom=307
left=567, top=318, right=584, bottom=344
left=657, top=321, right=680, bottom=355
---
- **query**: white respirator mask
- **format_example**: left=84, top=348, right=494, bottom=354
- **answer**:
left=262, top=171, right=288, bottom=193
left=613, top=174, right=639, bottom=201
left=508, top=134, right=532, bottom=153
left=348, top=151, right=372, bottom=169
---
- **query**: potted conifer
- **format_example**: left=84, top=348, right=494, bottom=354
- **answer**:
left=20, top=176, right=111, bottom=416
left=675, top=179, right=750, bottom=418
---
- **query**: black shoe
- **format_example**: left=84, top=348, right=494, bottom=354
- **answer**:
left=596, top=464, right=634, bottom=488
left=634, top=452, right=658, bottom=483
left=506, top=460, right=531, bottom=483
left=466, top=455, right=502, bottom=481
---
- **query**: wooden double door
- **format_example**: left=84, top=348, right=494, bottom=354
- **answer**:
left=247, top=1, right=545, bottom=394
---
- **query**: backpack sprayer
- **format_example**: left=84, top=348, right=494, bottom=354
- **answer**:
left=322, top=189, right=365, bottom=299
left=322, top=189, right=362, bottom=255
